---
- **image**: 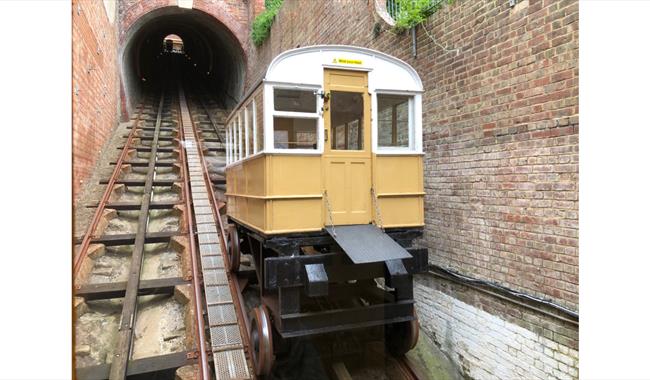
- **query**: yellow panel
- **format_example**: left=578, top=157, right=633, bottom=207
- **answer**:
left=269, top=155, right=321, bottom=196
left=269, top=199, right=322, bottom=233
left=245, top=155, right=266, bottom=196
left=348, top=160, right=371, bottom=216
left=325, top=159, right=347, bottom=215
left=327, top=69, right=367, bottom=90
left=374, top=155, right=423, bottom=195
left=378, top=196, right=424, bottom=227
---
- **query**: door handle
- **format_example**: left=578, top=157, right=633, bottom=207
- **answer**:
left=324, top=129, right=329, bottom=142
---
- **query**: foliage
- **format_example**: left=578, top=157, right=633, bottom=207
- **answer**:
left=391, top=0, right=454, bottom=33
left=251, top=0, right=284, bottom=46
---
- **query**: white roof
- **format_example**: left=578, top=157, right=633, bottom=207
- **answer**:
left=265, top=45, right=423, bottom=92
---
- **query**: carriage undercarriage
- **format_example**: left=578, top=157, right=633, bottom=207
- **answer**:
left=226, top=220, right=428, bottom=375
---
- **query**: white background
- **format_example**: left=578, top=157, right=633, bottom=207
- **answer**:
left=0, top=1, right=649, bottom=379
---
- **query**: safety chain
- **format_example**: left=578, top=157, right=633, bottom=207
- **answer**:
left=371, top=187, right=384, bottom=232
left=323, top=190, right=336, bottom=237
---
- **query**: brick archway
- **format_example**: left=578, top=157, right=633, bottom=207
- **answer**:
left=119, top=0, right=249, bottom=52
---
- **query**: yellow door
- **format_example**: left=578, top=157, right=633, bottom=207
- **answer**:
left=323, top=69, right=372, bottom=225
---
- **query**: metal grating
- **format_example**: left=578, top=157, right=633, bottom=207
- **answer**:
left=210, top=325, right=243, bottom=350
left=208, top=304, right=238, bottom=326
left=201, top=255, right=225, bottom=269
left=213, top=350, right=250, bottom=380
left=205, top=285, right=233, bottom=304
left=183, top=91, right=251, bottom=379
left=203, top=268, right=228, bottom=286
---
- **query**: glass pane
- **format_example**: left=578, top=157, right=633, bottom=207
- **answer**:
left=274, top=89, right=317, bottom=113
left=330, top=91, right=364, bottom=150
left=246, top=104, right=254, bottom=155
left=273, top=117, right=318, bottom=149
left=256, top=98, right=263, bottom=152
left=377, top=94, right=410, bottom=148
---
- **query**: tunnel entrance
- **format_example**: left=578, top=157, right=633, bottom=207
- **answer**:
left=163, top=34, right=184, bottom=54
left=120, top=7, right=245, bottom=114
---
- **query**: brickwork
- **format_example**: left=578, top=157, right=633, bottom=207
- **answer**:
left=117, top=0, right=249, bottom=51
left=241, top=0, right=579, bottom=377
left=72, top=0, right=120, bottom=202
left=415, top=275, right=578, bottom=379
left=244, top=0, right=578, bottom=309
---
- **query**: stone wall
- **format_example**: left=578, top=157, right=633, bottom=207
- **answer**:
left=72, top=0, right=120, bottom=201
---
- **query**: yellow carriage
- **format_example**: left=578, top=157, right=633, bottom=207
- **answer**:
left=223, top=45, right=428, bottom=376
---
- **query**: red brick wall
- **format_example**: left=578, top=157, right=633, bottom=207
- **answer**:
left=72, top=0, right=120, bottom=202
left=244, top=0, right=579, bottom=311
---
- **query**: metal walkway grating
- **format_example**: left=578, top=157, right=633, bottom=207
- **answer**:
left=179, top=88, right=251, bottom=380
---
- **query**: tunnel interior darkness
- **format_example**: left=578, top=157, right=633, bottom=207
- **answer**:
left=121, top=7, right=245, bottom=112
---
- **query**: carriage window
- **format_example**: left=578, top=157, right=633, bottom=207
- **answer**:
left=273, top=118, right=318, bottom=149
left=272, top=87, right=319, bottom=151
left=331, top=91, right=364, bottom=150
left=274, top=89, right=317, bottom=113
left=256, top=99, right=263, bottom=153
left=246, top=103, right=254, bottom=156
left=377, top=94, right=411, bottom=148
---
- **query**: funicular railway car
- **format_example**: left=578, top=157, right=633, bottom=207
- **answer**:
left=223, top=45, right=428, bottom=376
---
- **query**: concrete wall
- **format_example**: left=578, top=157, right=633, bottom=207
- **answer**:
left=72, top=0, right=120, bottom=202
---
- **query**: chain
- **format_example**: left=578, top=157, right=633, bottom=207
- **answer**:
left=371, top=187, right=384, bottom=231
left=323, top=190, right=336, bottom=237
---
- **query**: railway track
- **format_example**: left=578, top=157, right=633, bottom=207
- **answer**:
left=74, top=85, right=211, bottom=379
left=74, top=76, right=423, bottom=379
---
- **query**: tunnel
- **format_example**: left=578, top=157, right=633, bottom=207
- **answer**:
left=120, top=6, right=246, bottom=114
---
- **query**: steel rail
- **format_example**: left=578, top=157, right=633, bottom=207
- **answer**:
left=73, top=101, right=144, bottom=277
left=176, top=84, right=211, bottom=380
left=185, top=90, right=254, bottom=363
left=109, top=91, right=166, bottom=379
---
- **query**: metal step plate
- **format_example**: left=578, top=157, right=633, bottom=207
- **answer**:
left=326, top=224, right=412, bottom=264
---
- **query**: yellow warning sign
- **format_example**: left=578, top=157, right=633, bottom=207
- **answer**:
left=332, top=58, right=363, bottom=65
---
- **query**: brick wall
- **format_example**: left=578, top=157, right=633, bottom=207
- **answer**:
left=415, top=275, right=578, bottom=379
left=72, top=0, right=120, bottom=201
left=242, top=0, right=579, bottom=377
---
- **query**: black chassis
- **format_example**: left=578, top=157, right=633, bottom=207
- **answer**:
left=232, top=220, right=428, bottom=339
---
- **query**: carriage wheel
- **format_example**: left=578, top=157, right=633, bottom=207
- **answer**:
left=385, top=309, right=419, bottom=356
left=226, top=225, right=240, bottom=272
left=249, top=305, right=275, bottom=376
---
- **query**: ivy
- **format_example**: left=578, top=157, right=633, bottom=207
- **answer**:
left=390, top=0, right=454, bottom=33
left=251, top=0, right=284, bottom=46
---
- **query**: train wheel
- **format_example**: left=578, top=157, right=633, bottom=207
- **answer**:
left=226, top=225, right=240, bottom=272
left=385, top=309, right=419, bottom=356
left=249, top=305, right=274, bottom=376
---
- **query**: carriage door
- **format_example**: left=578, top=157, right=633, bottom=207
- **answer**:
left=323, top=69, right=372, bottom=225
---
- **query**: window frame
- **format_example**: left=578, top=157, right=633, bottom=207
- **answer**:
left=372, top=90, right=423, bottom=155
left=264, top=83, right=323, bottom=155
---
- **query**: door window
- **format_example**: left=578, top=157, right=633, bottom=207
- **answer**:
left=330, top=91, right=364, bottom=150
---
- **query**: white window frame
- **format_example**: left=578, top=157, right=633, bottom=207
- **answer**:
left=226, top=124, right=230, bottom=165
left=264, top=83, right=323, bottom=154
left=372, top=90, right=423, bottom=155
left=244, top=107, right=250, bottom=157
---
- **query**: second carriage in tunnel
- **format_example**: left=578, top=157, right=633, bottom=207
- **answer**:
left=223, top=45, right=428, bottom=376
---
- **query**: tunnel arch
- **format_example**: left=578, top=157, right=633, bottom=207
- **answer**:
left=120, top=5, right=247, bottom=115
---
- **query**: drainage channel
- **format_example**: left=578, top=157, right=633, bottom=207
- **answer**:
left=74, top=87, right=209, bottom=379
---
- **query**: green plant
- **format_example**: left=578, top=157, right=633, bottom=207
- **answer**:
left=251, top=0, right=284, bottom=46
left=391, top=0, right=454, bottom=32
